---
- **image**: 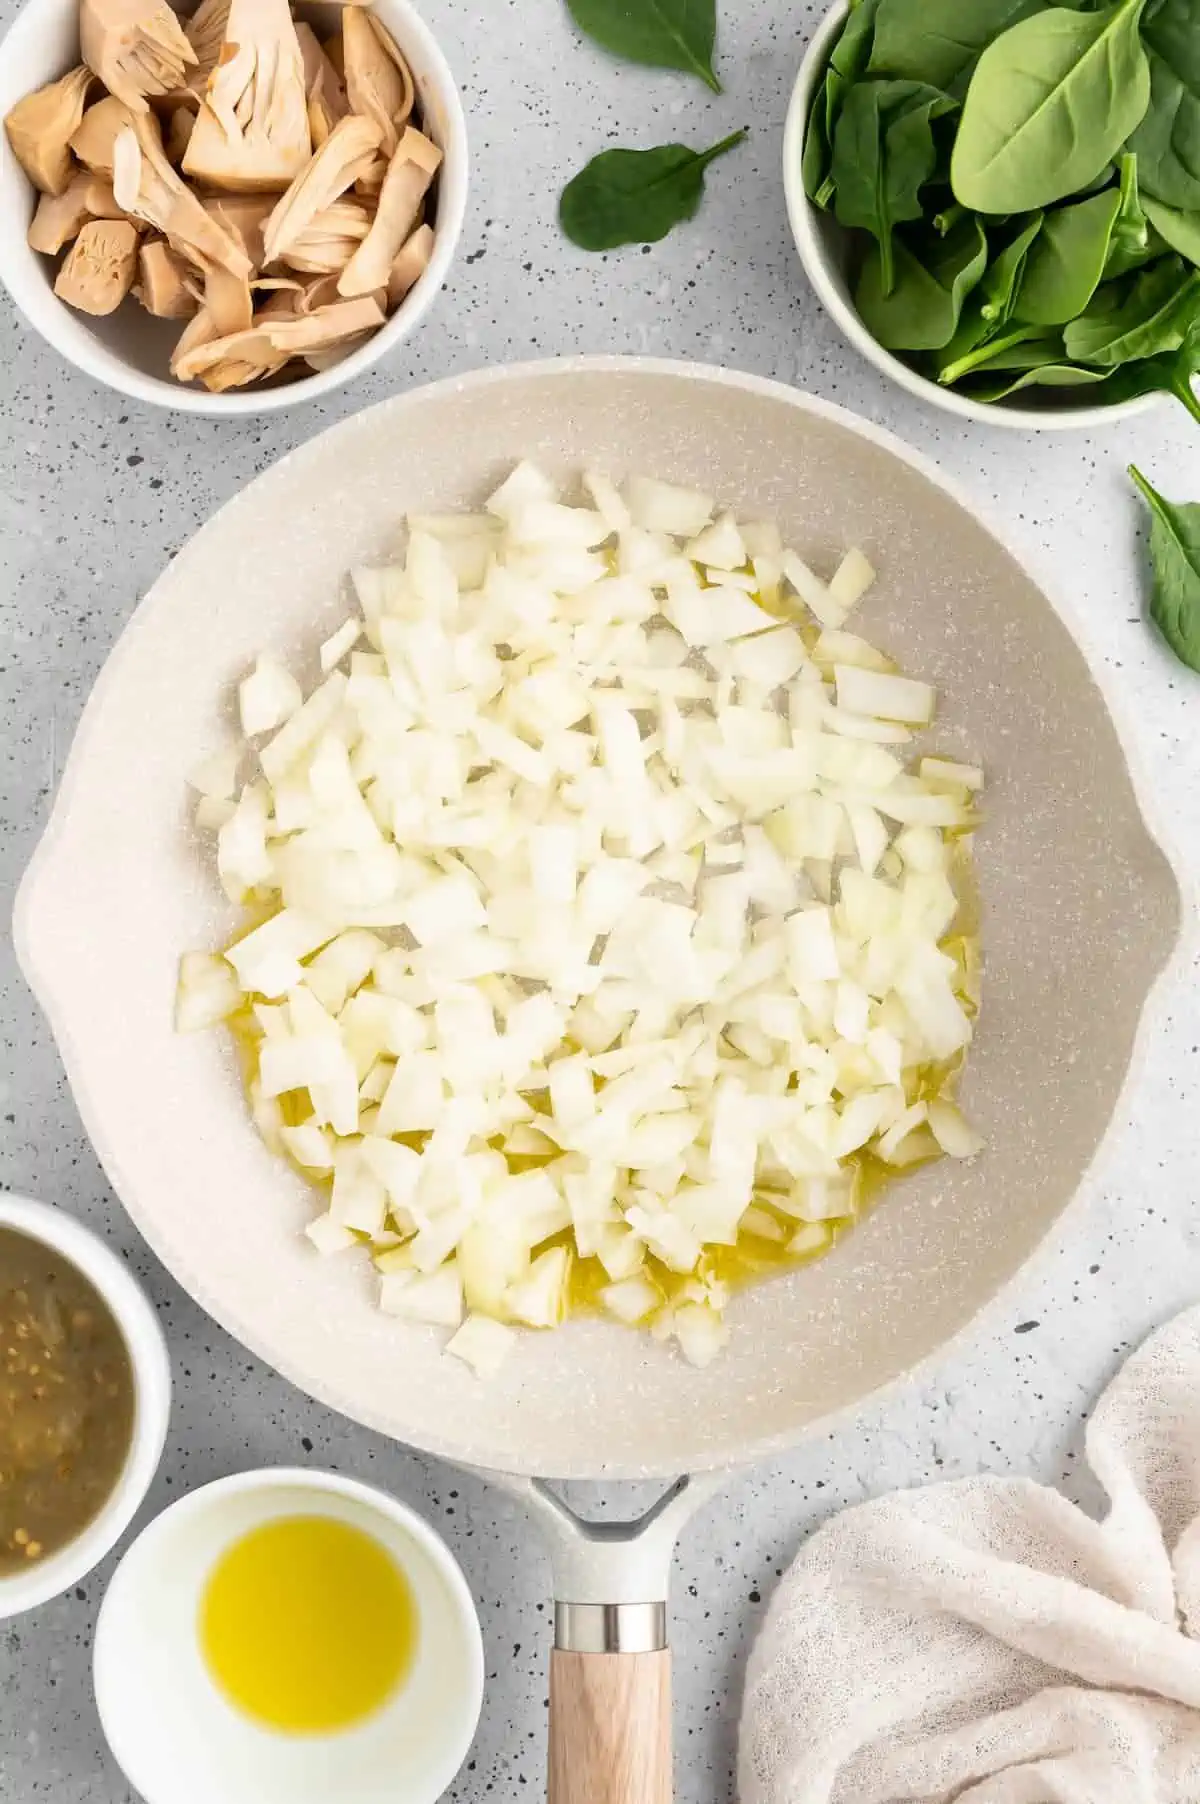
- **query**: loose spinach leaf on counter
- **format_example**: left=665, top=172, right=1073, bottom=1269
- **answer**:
left=1129, top=463, right=1200, bottom=672
left=1142, top=194, right=1200, bottom=265
left=1015, top=186, right=1123, bottom=321
left=565, top=0, right=722, bottom=90
left=855, top=214, right=988, bottom=348
left=559, top=130, right=746, bottom=250
left=1127, top=0, right=1200, bottom=209
left=1063, top=255, right=1200, bottom=362
left=867, top=0, right=1045, bottom=92
left=950, top=0, right=1152, bottom=214
left=831, top=80, right=956, bottom=292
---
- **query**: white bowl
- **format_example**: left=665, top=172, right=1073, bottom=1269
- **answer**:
left=94, top=1468, right=484, bottom=1804
left=782, top=2, right=1158, bottom=431
left=0, top=1192, right=171, bottom=1617
left=0, top=0, right=468, bottom=415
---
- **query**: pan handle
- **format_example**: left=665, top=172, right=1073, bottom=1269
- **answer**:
left=549, top=1607, right=671, bottom=1804
left=471, top=1471, right=725, bottom=1804
left=483, top=1475, right=723, bottom=1804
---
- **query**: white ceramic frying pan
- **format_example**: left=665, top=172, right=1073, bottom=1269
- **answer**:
left=15, top=360, right=1180, bottom=1800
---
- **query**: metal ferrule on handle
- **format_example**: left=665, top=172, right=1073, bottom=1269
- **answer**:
left=554, top=1600, right=668, bottom=1653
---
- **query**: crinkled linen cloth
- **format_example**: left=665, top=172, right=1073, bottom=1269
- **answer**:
left=739, top=1306, right=1200, bottom=1804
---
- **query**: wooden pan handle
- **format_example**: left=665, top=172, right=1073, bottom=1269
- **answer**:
left=548, top=1648, right=672, bottom=1804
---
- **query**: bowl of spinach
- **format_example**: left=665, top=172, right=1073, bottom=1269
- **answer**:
left=784, top=0, right=1200, bottom=429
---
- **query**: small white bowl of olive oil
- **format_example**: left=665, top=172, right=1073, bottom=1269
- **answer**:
left=92, top=1467, right=484, bottom=1804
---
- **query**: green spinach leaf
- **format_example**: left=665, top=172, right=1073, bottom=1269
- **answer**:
left=565, top=0, right=721, bottom=90
left=1128, top=463, right=1200, bottom=672
left=1127, top=0, right=1200, bottom=209
left=1015, top=186, right=1123, bottom=320
left=979, top=213, right=1044, bottom=324
left=1105, top=226, right=1171, bottom=278
left=803, top=1, right=882, bottom=206
left=1102, top=316, right=1200, bottom=420
left=937, top=322, right=1056, bottom=383
left=855, top=215, right=988, bottom=348
left=816, top=68, right=850, bottom=206
left=965, top=361, right=1114, bottom=398
left=1102, top=152, right=1150, bottom=274
left=926, top=217, right=1043, bottom=371
left=1076, top=162, right=1118, bottom=195
left=1142, top=194, right=1200, bottom=266
left=830, top=0, right=883, bottom=81
left=1127, top=50, right=1200, bottom=212
left=928, top=298, right=994, bottom=373
left=933, top=201, right=967, bottom=234
left=867, top=0, right=1046, bottom=90
left=559, top=130, right=746, bottom=250
left=802, top=74, right=836, bottom=204
left=832, top=80, right=956, bottom=293
left=1063, top=255, right=1200, bottom=361
left=951, top=0, right=1151, bottom=214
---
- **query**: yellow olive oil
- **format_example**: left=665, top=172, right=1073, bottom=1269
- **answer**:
left=199, top=1514, right=417, bottom=1735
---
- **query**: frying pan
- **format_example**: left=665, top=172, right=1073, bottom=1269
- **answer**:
left=14, top=359, right=1180, bottom=1801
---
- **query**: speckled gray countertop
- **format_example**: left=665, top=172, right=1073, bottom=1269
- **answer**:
left=1, top=0, right=1198, bottom=1798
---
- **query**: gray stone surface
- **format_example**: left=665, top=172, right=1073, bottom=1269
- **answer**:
left=1, top=0, right=1198, bottom=1798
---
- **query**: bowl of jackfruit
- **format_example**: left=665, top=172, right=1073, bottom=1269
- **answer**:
left=0, top=0, right=467, bottom=411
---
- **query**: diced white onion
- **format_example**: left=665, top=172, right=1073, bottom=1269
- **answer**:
left=174, top=952, right=242, bottom=1032
left=180, top=465, right=982, bottom=1376
left=835, top=665, right=935, bottom=726
left=188, top=746, right=240, bottom=800
left=446, top=1313, right=517, bottom=1377
left=239, top=655, right=302, bottom=737
left=828, top=548, right=876, bottom=614
left=320, top=617, right=362, bottom=672
left=380, top=1263, right=464, bottom=1327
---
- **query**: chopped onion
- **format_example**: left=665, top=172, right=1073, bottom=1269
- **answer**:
left=928, top=1098, right=985, bottom=1158
left=380, top=1263, right=464, bottom=1327
left=320, top=617, right=362, bottom=673
left=600, top=1273, right=662, bottom=1324
left=239, top=656, right=302, bottom=738
left=174, top=951, right=242, bottom=1032
left=672, top=1302, right=730, bottom=1368
left=828, top=548, right=876, bottom=613
left=188, top=746, right=240, bottom=800
left=835, top=665, right=935, bottom=726
left=446, top=1314, right=517, bottom=1378
left=180, top=465, right=983, bottom=1378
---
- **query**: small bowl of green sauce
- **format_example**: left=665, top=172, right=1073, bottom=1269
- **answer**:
left=0, top=1193, right=170, bottom=1617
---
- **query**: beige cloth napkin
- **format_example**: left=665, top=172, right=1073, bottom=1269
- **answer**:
left=739, top=1306, right=1200, bottom=1804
